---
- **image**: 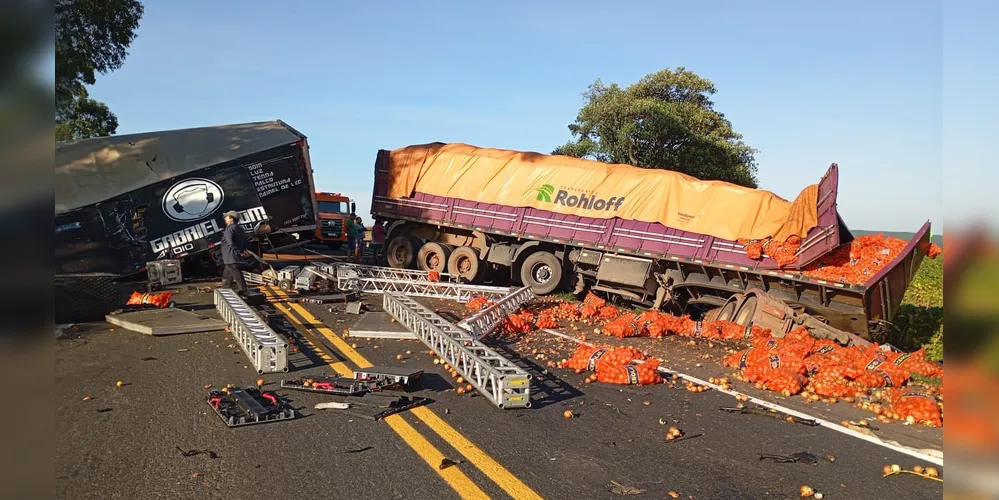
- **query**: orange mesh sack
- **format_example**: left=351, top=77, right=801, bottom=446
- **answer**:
left=806, top=374, right=856, bottom=398
left=595, top=360, right=663, bottom=385
left=595, top=347, right=646, bottom=372
left=891, top=349, right=943, bottom=378
left=535, top=313, right=558, bottom=329
left=603, top=314, right=643, bottom=338
left=126, top=291, right=174, bottom=308
left=577, top=293, right=606, bottom=317
left=565, top=345, right=608, bottom=372
left=887, top=389, right=942, bottom=427
left=467, top=296, right=493, bottom=311
left=853, top=369, right=908, bottom=389
left=598, top=305, right=620, bottom=319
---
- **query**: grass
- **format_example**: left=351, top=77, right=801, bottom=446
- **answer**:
left=890, top=255, right=943, bottom=360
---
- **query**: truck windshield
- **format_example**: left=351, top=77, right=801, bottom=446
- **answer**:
left=318, top=201, right=347, bottom=213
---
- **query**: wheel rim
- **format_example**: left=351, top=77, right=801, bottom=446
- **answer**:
left=392, top=243, right=410, bottom=263
left=456, top=255, right=473, bottom=275
left=532, top=263, right=553, bottom=284
left=425, top=251, right=442, bottom=269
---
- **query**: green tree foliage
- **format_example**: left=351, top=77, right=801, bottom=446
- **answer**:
left=55, top=0, right=143, bottom=141
left=554, top=68, right=760, bottom=188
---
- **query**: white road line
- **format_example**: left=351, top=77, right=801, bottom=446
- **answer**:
left=540, top=329, right=944, bottom=467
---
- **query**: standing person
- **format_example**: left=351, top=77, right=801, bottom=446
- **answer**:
left=344, top=213, right=357, bottom=259
left=370, top=219, right=386, bottom=264
left=354, top=216, right=367, bottom=260
left=220, top=210, right=249, bottom=293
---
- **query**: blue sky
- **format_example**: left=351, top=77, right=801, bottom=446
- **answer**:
left=88, top=0, right=989, bottom=233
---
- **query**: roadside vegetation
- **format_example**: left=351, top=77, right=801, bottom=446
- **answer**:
left=892, top=255, right=943, bottom=361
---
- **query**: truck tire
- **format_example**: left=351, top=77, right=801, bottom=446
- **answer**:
left=417, top=242, right=452, bottom=273
left=386, top=236, right=419, bottom=269
left=716, top=296, right=740, bottom=322
left=278, top=279, right=294, bottom=291
left=733, top=295, right=758, bottom=328
left=54, top=273, right=125, bottom=324
left=519, top=251, right=563, bottom=295
left=447, top=246, right=482, bottom=283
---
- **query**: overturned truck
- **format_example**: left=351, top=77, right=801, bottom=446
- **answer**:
left=55, top=120, right=320, bottom=322
left=370, top=143, right=934, bottom=346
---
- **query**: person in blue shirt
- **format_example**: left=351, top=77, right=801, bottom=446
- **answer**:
left=354, top=216, right=367, bottom=259
left=345, top=213, right=357, bottom=259
left=220, top=210, right=249, bottom=292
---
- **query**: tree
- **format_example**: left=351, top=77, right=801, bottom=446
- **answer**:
left=553, top=68, right=759, bottom=188
left=55, top=0, right=143, bottom=141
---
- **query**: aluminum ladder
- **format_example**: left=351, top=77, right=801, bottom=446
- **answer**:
left=456, top=286, right=536, bottom=339
left=383, top=292, right=531, bottom=409
left=315, top=262, right=459, bottom=283
left=214, top=288, right=289, bottom=373
left=337, top=276, right=513, bottom=302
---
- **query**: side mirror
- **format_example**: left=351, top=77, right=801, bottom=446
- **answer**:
left=350, top=201, right=356, bottom=214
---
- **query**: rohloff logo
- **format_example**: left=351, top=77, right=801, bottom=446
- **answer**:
left=534, top=184, right=554, bottom=202
left=162, top=178, right=225, bottom=222
left=532, top=183, right=625, bottom=212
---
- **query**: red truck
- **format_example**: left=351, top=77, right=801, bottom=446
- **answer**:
left=370, top=143, right=933, bottom=345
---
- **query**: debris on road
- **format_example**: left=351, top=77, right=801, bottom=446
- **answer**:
left=882, top=463, right=942, bottom=482
left=206, top=387, right=297, bottom=428
left=759, top=451, right=820, bottom=465
left=719, top=405, right=818, bottom=427
left=607, top=480, right=644, bottom=495
left=439, top=458, right=463, bottom=470
left=176, top=447, right=219, bottom=459
left=315, top=402, right=351, bottom=410
left=342, top=446, right=373, bottom=454
left=106, top=305, right=227, bottom=336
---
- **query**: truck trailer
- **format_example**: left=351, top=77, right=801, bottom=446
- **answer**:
left=369, top=143, right=934, bottom=345
left=55, top=120, right=320, bottom=321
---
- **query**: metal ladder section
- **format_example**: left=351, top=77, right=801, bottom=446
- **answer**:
left=383, top=292, right=531, bottom=409
left=337, top=276, right=513, bottom=302
left=456, top=286, right=536, bottom=340
left=214, top=288, right=290, bottom=374
left=312, top=262, right=458, bottom=283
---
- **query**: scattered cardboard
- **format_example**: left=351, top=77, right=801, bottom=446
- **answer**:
left=105, top=308, right=228, bottom=336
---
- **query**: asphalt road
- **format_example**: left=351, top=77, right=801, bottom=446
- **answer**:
left=56, top=284, right=943, bottom=500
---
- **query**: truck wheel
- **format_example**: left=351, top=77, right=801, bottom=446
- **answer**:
left=386, top=236, right=419, bottom=269
left=519, top=251, right=562, bottom=295
left=278, top=279, right=294, bottom=291
left=733, top=295, right=758, bottom=328
left=417, top=242, right=452, bottom=273
left=716, top=296, right=740, bottom=322
left=447, top=246, right=482, bottom=283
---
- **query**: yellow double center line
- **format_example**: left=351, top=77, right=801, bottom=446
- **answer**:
left=264, top=287, right=542, bottom=500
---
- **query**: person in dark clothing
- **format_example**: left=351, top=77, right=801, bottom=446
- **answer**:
left=220, top=210, right=249, bottom=292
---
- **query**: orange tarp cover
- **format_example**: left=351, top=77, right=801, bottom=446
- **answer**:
left=387, top=143, right=818, bottom=242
